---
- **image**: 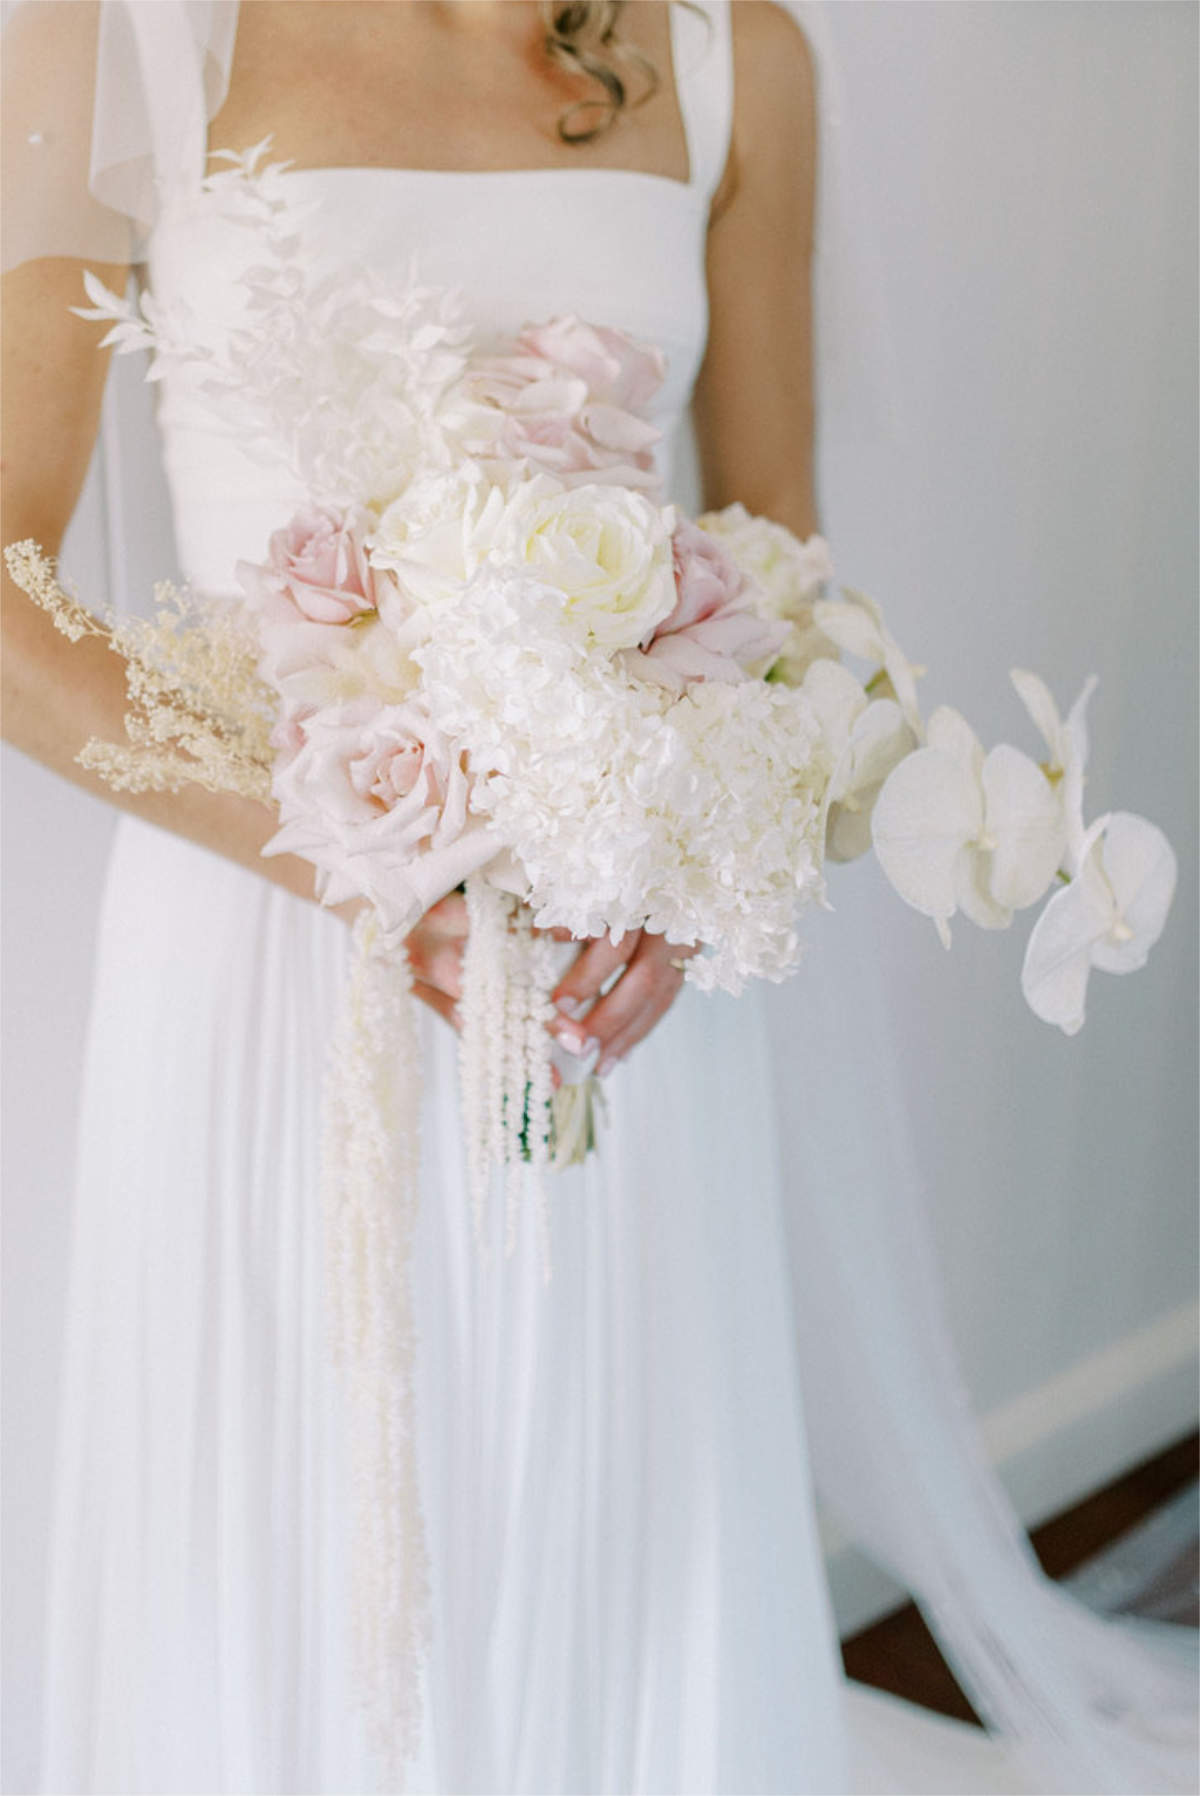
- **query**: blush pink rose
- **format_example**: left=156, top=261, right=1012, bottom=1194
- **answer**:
left=469, top=315, right=667, bottom=489
left=238, top=507, right=413, bottom=699
left=519, top=316, right=667, bottom=415
left=631, top=519, right=789, bottom=689
left=264, top=694, right=496, bottom=933
left=238, top=505, right=388, bottom=627
left=268, top=705, right=313, bottom=773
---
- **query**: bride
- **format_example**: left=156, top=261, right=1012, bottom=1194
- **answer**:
left=2, top=3, right=1194, bottom=1792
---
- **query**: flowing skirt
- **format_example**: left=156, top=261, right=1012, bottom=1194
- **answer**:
left=41, top=814, right=1040, bottom=1795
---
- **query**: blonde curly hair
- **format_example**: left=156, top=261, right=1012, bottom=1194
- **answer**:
left=539, top=1, right=662, bottom=143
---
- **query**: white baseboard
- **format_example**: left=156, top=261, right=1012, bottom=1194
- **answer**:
left=826, top=1300, right=1200, bottom=1638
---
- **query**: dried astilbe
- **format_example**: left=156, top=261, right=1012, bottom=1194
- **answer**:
left=4, top=540, right=275, bottom=801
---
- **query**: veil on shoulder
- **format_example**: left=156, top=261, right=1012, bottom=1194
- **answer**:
left=3, top=2, right=1196, bottom=1790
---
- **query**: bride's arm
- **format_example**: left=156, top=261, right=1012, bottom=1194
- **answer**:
left=693, top=0, right=820, bottom=538
left=1, top=257, right=461, bottom=1015
left=0, top=258, right=322, bottom=897
left=546, top=0, right=821, bottom=1070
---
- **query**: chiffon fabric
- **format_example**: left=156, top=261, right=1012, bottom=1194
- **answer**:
left=12, top=1, right=1196, bottom=1791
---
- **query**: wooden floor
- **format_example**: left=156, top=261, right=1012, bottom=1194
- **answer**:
left=840, top=1432, right=1200, bottom=1725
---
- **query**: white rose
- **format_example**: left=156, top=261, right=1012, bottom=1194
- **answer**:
left=370, top=466, right=508, bottom=610
left=491, top=474, right=676, bottom=651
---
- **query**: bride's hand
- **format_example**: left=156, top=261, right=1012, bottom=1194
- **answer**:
left=402, top=897, right=699, bottom=1080
left=547, top=930, right=701, bottom=1078
left=403, top=891, right=471, bottom=1028
left=329, top=891, right=471, bottom=1028
left=400, top=895, right=577, bottom=1031
left=379, top=895, right=700, bottom=1074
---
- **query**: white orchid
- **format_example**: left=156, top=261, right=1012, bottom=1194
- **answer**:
left=1021, top=811, right=1177, bottom=1034
left=870, top=704, right=1066, bottom=947
left=801, top=660, right=916, bottom=863
left=810, top=585, right=926, bottom=738
left=1010, top=668, right=1097, bottom=876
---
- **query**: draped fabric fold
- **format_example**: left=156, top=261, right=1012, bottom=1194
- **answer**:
left=760, top=872, right=1198, bottom=1793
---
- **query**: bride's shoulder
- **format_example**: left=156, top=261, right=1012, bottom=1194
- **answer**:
left=2, top=0, right=102, bottom=117
left=708, top=0, right=816, bottom=222
left=1, top=1, right=129, bottom=274
left=729, top=1, right=818, bottom=108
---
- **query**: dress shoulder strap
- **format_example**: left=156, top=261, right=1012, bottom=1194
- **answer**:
left=669, top=0, right=733, bottom=209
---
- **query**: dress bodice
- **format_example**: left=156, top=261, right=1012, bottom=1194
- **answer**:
left=145, top=1, right=732, bottom=594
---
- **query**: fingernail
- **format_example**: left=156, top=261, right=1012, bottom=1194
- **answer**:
left=596, top=1054, right=618, bottom=1079
left=552, top=1037, right=601, bottom=1084
left=556, top=996, right=588, bottom=1020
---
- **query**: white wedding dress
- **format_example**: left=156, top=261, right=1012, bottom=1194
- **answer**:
left=28, top=4, right=1193, bottom=1794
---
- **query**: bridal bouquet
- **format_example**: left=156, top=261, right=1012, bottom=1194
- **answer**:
left=5, top=140, right=1177, bottom=1769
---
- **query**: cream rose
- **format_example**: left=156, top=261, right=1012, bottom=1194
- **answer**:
left=489, top=475, right=676, bottom=652
left=369, top=467, right=508, bottom=612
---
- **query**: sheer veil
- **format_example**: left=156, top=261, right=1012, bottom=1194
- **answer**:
left=3, top=2, right=1196, bottom=1790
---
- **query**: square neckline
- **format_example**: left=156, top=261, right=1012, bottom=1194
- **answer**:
left=274, top=163, right=705, bottom=200
left=211, top=1, right=704, bottom=195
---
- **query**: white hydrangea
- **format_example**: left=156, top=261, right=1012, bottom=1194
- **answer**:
left=416, top=567, right=828, bottom=993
